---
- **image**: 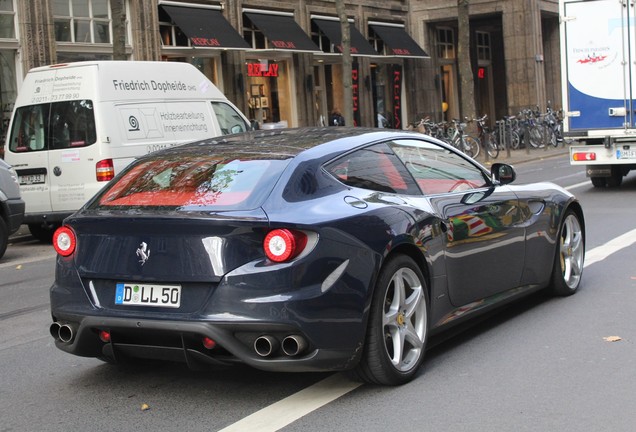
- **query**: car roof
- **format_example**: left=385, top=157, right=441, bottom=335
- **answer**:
left=149, top=127, right=424, bottom=160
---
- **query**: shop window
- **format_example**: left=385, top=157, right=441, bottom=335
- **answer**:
left=476, top=31, right=491, bottom=62
left=0, top=0, right=16, bottom=39
left=437, top=27, right=455, bottom=59
left=53, top=0, right=113, bottom=43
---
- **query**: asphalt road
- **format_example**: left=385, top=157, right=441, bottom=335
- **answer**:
left=1, top=152, right=635, bottom=431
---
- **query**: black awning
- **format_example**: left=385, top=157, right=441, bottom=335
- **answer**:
left=161, top=5, right=250, bottom=49
left=313, top=19, right=378, bottom=56
left=369, top=24, right=429, bottom=58
left=245, top=12, right=320, bottom=52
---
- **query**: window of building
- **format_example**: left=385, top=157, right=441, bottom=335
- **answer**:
left=0, top=0, right=16, bottom=39
left=311, top=21, right=333, bottom=53
left=367, top=27, right=386, bottom=55
left=53, top=0, right=112, bottom=44
left=437, top=27, right=455, bottom=59
left=476, top=31, right=491, bottom=62
left=242, top=15, right=267, bottom=49
left=158, top=6, right=190, bottom=47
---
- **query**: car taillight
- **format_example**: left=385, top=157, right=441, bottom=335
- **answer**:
left=96, top=159, right=115, bottom=181
left=53, top=226, right=76, bottom=257
left=572, top=152, right=596, bottom=162
left=264, top=229, right=308, bottom=263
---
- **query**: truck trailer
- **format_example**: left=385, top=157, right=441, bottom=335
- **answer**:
left=560, top=0, right=636, bottom=187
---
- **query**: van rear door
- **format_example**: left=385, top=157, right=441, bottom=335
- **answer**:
left=47, top=98, right=104, bottom=213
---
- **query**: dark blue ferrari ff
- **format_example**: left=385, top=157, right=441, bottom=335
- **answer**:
left=49, top=127, right=585, bottom=385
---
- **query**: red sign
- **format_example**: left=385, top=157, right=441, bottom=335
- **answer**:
left=190, top=37, right=221, bottom=47
left=392, top=66, right=402, bottom=129
left=247, top=63, right=279, bottom=77
left=477, top=67, right=485, bottom=79
left=391, top=48, right=411, bottom=56
left=352, top=64, right=360, bottom=127
left=271, top=40, right=296, bottom=49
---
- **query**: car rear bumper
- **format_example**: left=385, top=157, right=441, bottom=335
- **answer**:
left=49, top=314, right=361, bottom=372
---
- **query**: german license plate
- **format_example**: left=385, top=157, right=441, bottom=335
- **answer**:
left=115, top=283, right=181, bottom=308
left=617, top=149, right=636, bottom=159
left=19, top=174, right=45, bottom=185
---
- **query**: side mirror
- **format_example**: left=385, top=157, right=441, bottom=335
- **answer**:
left=491, top=163, right=516, bottom=185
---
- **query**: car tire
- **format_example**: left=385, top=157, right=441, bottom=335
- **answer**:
left=354, top=255, right=429, bottom=385
left=550, top=210, right=585, bottom=296
left=28, top=223, right=56, bottom=243
left=0, top=217, right=8, bottom=259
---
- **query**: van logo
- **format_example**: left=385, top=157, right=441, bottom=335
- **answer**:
left=136, top=242, right=150, bottom=266
left=128, top=116, right=140, bottom=132
left=53, top=166, right=62, bottom=176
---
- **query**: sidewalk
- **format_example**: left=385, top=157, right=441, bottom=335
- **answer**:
left=475, top=143, right=570, bottom=166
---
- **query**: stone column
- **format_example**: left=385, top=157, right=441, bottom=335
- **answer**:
left=129, top=0, right=161, bottom=61
left=17, top=0, right=56, bottom=73
left=501, top=0, right=546, bottom=114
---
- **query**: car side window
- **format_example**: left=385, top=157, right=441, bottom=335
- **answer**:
left=389, top=139, right=490, bottom=194
left=211, top=102, right=250, bottom=135
left=325, top=142, right=420, bottom=194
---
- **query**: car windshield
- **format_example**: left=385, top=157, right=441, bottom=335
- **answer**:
left=94, top=154, right=290, bottom=211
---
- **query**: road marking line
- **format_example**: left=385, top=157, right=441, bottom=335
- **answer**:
left=584, top=227, right=636, bottom=267
left=565, top=181, right=590, bottom=190
left=217, top=373, right=362, bottom=432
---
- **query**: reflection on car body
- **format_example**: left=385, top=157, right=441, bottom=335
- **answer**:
left=49, top=127, right=585, bottom=385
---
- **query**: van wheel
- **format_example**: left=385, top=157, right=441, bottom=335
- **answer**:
left=0, top=218, right=8, bottom=259
left=28, top=223, right=56, bottom=243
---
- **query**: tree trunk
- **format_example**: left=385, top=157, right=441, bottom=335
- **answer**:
left=111, top=0, right=126, bottom=60
left=457, top=0, right=475, bottom=121
left=335, top=0, right=353, bottom=126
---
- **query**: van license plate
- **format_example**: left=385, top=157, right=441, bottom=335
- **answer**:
left=115, top=283, right=181, bottom=308
left=19, top=174, right=45, bottom=185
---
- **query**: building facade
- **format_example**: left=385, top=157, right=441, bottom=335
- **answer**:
left=1, top=0, right=560, bottom=155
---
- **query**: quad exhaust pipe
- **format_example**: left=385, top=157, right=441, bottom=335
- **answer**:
left=253, top=334, right=307, bottom=357
left=50, top=322, right=77, bottom=343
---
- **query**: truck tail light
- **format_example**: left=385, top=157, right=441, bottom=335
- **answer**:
left=96, top=159, right=115, bottom=181
left=572, top=152, right=596, bottom=162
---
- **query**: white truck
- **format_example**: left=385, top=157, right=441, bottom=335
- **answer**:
left=560, top=0, right=636, bottom=187
left=3, top=61, right=251, bottom=241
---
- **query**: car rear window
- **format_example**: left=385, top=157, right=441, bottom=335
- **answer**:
left=94, top=155, right=290, bottom=211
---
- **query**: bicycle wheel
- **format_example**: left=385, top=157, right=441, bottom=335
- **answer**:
left=528, top=126, right=544, bottom=148
left=461, top=135, right=480, bottom=158
left=485, top=133, right=499, bottom=159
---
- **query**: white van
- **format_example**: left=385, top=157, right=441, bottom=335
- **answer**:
left=3, top=61, right=251, bottom=241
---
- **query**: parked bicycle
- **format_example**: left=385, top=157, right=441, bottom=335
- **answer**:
left=473, top=114, right=498, bottom=159
left=446, top=119, right=480, bottom=158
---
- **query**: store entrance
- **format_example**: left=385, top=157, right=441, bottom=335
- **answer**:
left=245, top=59, right=291, bottom=128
